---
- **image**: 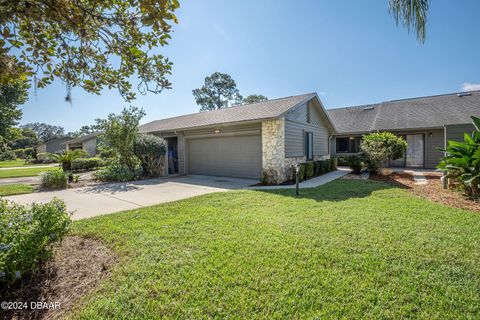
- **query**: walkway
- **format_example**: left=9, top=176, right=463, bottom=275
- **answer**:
left=247, top=168, right=351, bottom=190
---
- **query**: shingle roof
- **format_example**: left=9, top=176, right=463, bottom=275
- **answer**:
left=139, top=93, right=316, bottom=133
left=327, top=91, right=480, bottom=134
left=63, top=131, right=101, bottom=144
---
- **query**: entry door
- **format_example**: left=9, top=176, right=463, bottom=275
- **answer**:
left=406, top=134, right=424, bottom=167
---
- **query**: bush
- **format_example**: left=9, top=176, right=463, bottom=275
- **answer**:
left=93, top=163, right=141, bottom=182
left=41, top=170, right=68, bottom=189
left=361, top=132, right=407, bottom=175
left=313, top=161, right=321, bottom=176
left=438, top=116, right=480, bottom=198
left=71, top=157, right=106, bottom=172
left=336, top=156, right=348, bottom=166
left=28, top=158, right=56, bottom=164
left=13, top=148, right=26, bottom=159
left=305, top=162, right=314, bottom=178
left=133, top=134, right=167, bottom=176
left=346, top=155, right=364, bottom=174
left=0, top=149, right=16, bottom=161
left=0, top=198, right=71, bottom=284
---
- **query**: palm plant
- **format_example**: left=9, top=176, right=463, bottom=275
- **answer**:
left=46, top=149, right=88, bottom=172
left=437, top=116, right=480, bottom=198
left=388, top=0, right=430, bottom=44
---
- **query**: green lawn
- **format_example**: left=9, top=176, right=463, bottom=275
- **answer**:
left=0, top=184, right=34, bottom=196
left=0, top=159, right=49, bottom=168
left=72, top=180, right=480, bottom=319
left=0, top=166, right=59, bottom=179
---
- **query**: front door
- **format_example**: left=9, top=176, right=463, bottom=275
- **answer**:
left=406, top=134, right=424, bottom=167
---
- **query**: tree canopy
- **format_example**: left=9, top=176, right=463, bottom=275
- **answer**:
left=20, top=122, right=65, bottom=142
left=0, top=0, right=179, bottom=101
left=192, top=72, right=243, bottom=112
left=0, top=80, right=28, bottom=139
left=242, top=94, right=268, bottom=105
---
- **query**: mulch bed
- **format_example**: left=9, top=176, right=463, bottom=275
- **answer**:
left=1, top=236, right=118, bottom=320
left=369, top=170, right=480, bottom=212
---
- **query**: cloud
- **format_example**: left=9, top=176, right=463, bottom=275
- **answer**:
left=461, top=82, right=480, bottom=92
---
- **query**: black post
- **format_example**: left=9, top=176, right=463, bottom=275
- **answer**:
left=295, top=165, right=300, bottom=196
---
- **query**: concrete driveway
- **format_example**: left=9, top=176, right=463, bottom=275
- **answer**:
left=5, top=175, right=255, bottom=220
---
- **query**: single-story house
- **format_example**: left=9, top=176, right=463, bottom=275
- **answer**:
left=141, top=90, right=479, bottom=181
left=140, top=93, right=336, bottom=182
left=63, top=132, right=101, bottom=156
left=328, top=91, right=480, bottom=168
left=37, top=136, right=72, bottom=154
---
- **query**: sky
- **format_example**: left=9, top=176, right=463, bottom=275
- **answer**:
left=19, top=0, right=480, bottom=132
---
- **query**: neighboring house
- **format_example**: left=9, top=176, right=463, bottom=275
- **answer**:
left=37, top=137, right=72, bottom=154
left=63, top=132, right=101, bottom=156
left=140, top=93, right=336, bottom=181
left=328, top=91, right=480, bottom=168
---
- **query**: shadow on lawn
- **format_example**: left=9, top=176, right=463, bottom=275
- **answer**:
left=255, top=179, right=398, bottom=202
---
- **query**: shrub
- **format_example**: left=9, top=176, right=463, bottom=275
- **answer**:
left=133, top=134, right=167, bottom=176
left=13, top=148, right=26, bottom=159
left=313, top=161, right=321, bottom=176
left=305, top=162, right=314, bottom=178
left=361, top=132, right=407, bottom=175
left=71, top=157, right=106, bottom=172
left=41, top=170, right=68, bottom=189
left=46, top=149, right=88, bottom=172
left=437, top=116, right=480, bottom=198
left=346, top=155, right=364, bottom=174
left=336, top=156, right=348, bottom=166
left=93, top=163, right=141, bottom=182
left=0, top=149, right=16, bottom=161
left=0, top=198, right=71, bottom=284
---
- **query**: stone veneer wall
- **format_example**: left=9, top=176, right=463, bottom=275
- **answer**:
left=262, top=119, right=331, bottom=183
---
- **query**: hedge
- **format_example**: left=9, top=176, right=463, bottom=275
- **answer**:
left=292, top=159, right=335, bottom=182
left=71, top=157, right=107, bottom=172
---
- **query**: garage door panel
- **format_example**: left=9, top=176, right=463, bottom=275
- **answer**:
left=187, top=135, right=262, bottom=179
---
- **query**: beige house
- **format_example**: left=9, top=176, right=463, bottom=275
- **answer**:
left=140, top=93, right=336, bottom=182
left=63, top=132, right=101, bottom=156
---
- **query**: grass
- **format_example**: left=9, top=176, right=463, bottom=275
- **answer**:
left=0, top=166, right=59, bottom=179
left=0, top=184, right=34, bottom=196
left=0, top=159, right=49, bottom=168
left=72, top=179, right=480, bottom=319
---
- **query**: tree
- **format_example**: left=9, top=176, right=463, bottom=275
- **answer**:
left=242, top=94, right=268, bottom=105
left=0, top=80, right=28, bottom=139
left=68, top=123, right=102, bottom=138
left=192, top=72, right=243, bottom=112
left=20, top=122, right=65, bottom=142
left=388, top=0, right=430, bottom=44
left=97, top=106, right=145, bottom=171
left=8, top=128, right=40, bottom=150
left=0, top=0, right=179, bottom=102
left=361, top=131, right=407, bottom=174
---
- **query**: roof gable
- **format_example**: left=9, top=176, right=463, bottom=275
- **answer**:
left=140, top=93, right=319, bottom=133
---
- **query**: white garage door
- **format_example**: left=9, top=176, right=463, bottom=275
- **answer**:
left=187, top=135, right=262, bottom=179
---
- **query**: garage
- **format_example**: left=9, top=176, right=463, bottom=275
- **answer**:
left=187, top=134, right=262, bottom=179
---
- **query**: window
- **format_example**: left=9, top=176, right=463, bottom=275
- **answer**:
left=336, top=137, right=361, bottom=153
left=305, top=132, right=313, bottom=160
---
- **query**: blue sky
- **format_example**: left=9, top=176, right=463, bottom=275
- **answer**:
left=19, top=0, right=480, bottom=132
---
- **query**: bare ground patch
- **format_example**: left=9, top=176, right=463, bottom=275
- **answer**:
left=1, top=236, right=118, bottom=320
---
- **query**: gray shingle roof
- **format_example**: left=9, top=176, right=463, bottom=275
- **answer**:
left=63, top=131, right=101, bottom=144
left=327, top=91, right=480, bottom=134
left=139, top=93, right=316, bottom=133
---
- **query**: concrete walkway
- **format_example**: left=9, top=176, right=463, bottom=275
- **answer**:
left=5, top=175, right=256, bottom=220
left=247, top=168, right=351, bottom=190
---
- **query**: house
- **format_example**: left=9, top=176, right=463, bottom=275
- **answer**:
left=328, top=91, right=480, bottom=168
left=63, top=132, right=101, bottom=156
left=140, top=93, right=336, bottom=181
left=37, top=136, right=72, bottom=154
